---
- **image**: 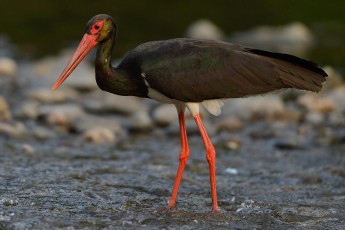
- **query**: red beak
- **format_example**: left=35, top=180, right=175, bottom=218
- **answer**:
left=51, top=33, right=99, bottom=91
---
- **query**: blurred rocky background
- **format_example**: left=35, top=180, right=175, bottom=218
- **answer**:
left=0, top=1, right=344, bottom=229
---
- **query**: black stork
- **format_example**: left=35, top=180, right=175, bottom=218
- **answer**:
left=52, top=14, right=327, bottom=212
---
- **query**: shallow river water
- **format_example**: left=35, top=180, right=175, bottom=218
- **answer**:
left=0, top=132, right=344, bottom=229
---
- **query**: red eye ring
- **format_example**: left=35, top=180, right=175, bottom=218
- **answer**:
left=90, top=21, right=104, bottom=34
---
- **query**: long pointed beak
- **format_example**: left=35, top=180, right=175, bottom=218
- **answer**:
left=51, top=33, right=99, bottom=91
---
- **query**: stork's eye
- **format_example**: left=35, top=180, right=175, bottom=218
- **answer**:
left=90, top=21, right=104, bottom=34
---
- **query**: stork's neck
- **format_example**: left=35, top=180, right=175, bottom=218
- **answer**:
left=95, top=35, right=147, bottom=97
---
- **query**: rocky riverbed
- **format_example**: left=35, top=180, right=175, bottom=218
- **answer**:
left=1, top=26, right=345, bottom=228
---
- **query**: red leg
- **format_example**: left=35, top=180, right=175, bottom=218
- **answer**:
left=194, top=113, right=220, bottom=212
left=168, top=107, right=190, bottom=209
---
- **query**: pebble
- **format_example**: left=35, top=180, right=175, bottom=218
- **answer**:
left=223, top=137, right=241, bottom=150
left=225, top=168, right=239, bottom=175
left=21, top=143, right=35, bottom=155
left=82, top=127, right=116, bottom=143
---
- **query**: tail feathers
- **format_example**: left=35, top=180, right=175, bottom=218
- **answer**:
left=247, top=48, right=327, bottom=92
